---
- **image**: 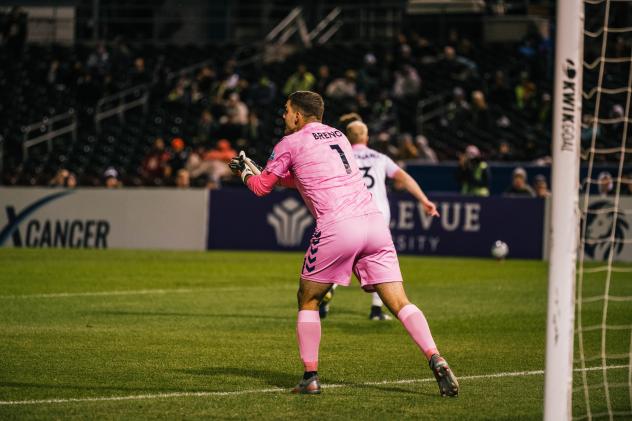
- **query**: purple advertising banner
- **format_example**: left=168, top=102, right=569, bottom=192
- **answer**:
left=208, top=189, right=545, bottom=259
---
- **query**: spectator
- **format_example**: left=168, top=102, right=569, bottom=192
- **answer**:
left=130, top=57, right=149, bottom=85
left=224, top=92, right=248, bottom=126
left=397, top=133, right=419, bottom=160
left=196, top=65, right=216, bottom=93
left=65, top=172, right=78, bottom=188
left=437, top=46, right=470, bottom=83
left=442, top=87, right=470, bottom=128
left=246, top=111, right=261, bottom=144
left=392, top=65, right=421, bottom=134
left=185, top=146, right=209, bottom=183
left=414, top=135, right=438, bottom=163
left=537, top=92, right=553, bottom=129
left=221, top=92, right=249, bottom=140
left=470, top=90, right=492, bottom=131
left=533, top=174, right=551, bottom=198
left=605, top=104, right=624, bottom=143
left=373, top=131, right=399, bottom=158
left=103, top=167, right=121, bottom=188
left=392, top=65, right=421, bottom=100
left=488, top=70, right=513, bottom=109
left=49, top=168, right=70, bottom=187
left=206, top=139, right=236, bottom=162
left=167, top=76, right=189, bottom=103
left=190, top=80, right=203, bottom=104
left=369, top=90, right=396, bottom=133
left=194, top=109, right=219, bottom=145
left=214, top=60, right=240, bottom=100
left=168, top=137, right=189, bottom=174
left=142, top=137, right=170, bottom=184
left=597, top=171, right=613, bottom=196
left=325, top=69, right=358, bottom=99
left=249, top=75, right=276, bottom=110
left=2, top=7, right=27, bottom=57
left=87, top=42, right=110, bottom=77
left=457, top=145, right=490, bottom=196
left=515, top=72, right=537, bottom=112
left=200, top=139, right=237, bottom=188
left=357, top=53, right=380, bottom=97
left=46, top=60, right=62, bottom=87
left=395, top=33, right=413, bottom=64
left=505, top=167, right=536, bottom=197
left=175, top=169, right=190, bottom=188
left=76, top=72, right=101, bottom=108
left=110, top=36, right=132, bottom=76
left=315, top=65, right=331, bottom=96
left=491, top=141, right=515, bottom=161
left=283, top=64, right=315, bottom=96
left=581, top=114, right=601, bottom=144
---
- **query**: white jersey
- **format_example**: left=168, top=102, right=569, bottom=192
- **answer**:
left=352, top=144, right=400, bottom=224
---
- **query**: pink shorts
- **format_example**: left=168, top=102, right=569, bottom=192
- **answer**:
left=301, top=212, right=403, bottom=291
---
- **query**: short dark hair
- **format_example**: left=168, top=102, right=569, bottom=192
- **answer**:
left=338, top=112, right=362, bottom=129
left=288, top=91, right=324, bottom=121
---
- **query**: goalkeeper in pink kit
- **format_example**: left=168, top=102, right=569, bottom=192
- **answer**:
left=229, top=91, right=459, bottom=397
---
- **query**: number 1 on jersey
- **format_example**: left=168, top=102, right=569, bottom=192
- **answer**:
left=330, top=144, right=352, bottom=174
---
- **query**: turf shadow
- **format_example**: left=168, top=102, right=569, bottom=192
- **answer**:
left=177, top=367, right=297, bottom=388
left=176, top=367, right=427, bottom=395
left=349, top=383, right=437, bottom=396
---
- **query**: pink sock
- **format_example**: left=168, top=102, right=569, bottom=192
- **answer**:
left=398, top=304, right=439, bottom=360
left=297, top=310, right=321, bottom=372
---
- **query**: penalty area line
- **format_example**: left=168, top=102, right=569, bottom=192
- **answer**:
left=0, top=365, right=628, bottom=406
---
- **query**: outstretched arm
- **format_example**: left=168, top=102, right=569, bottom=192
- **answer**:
left=392, top=169, right=440, bottom=217
left=230, top=148, right=295, bottom=196
left=245, top=170, right=296, bottom=196
left=245, top=171, right=280, bottom=196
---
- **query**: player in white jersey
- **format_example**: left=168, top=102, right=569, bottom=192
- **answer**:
left=319, top=119, right=439, bottom=320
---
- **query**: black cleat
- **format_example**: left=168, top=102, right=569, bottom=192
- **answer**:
left=291, top=375, right=321, bottom=394
left=369, top=305, right=392, bottom=321
left=429, top=354, right=459, bottom=397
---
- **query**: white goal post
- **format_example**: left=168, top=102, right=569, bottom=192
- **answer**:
left=544, top=0, right=584, bottom=420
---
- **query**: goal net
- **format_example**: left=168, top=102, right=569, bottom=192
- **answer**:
left=545, top=0, right=632, bottom=420
left=574, top=0, right=632, bottom=419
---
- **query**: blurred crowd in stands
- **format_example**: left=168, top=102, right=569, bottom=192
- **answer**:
left=1, top=11, right=630, bottom=195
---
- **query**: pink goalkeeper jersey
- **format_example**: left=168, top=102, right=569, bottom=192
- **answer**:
left=265, top=122, right=380, bottom=227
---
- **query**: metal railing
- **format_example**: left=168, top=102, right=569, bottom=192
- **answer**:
left=95, top=84, right=150, bottom=132
left=312, top=8, right=343, bottom=45
left=265, top=7, right=304, bottom=44
left=166, top=6, right=344, bottom=85
left=264, top=6, right=343, bottom=48
left=21, top=110, right=77, bottom=162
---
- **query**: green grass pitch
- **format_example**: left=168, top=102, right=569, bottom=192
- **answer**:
left=0, top=249, right=630, bottom=420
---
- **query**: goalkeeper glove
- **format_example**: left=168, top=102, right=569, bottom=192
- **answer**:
left=228, top=151, right=262, bottom=183
left=242, top=152, right=262, bottom=176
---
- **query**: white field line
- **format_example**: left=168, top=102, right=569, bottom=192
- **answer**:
left=0, top=286, right=295, bottom=299
left=0, top=365, right=628, bottom=406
